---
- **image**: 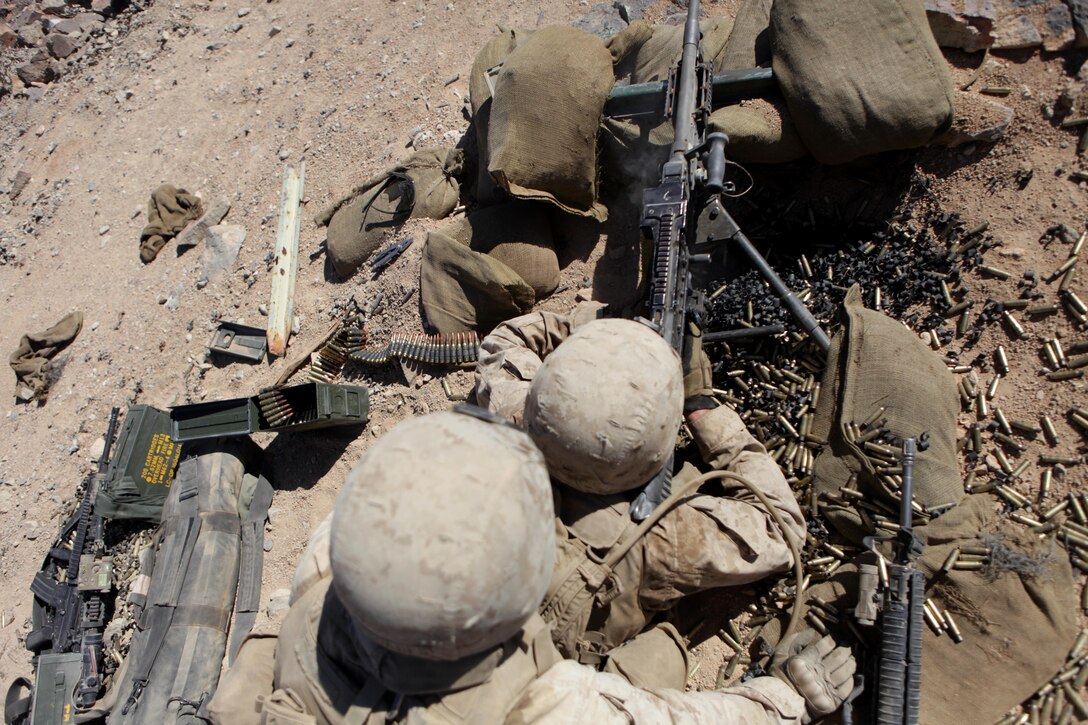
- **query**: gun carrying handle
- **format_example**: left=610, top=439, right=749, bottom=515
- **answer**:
left=706, top=132, right=728, bottom=194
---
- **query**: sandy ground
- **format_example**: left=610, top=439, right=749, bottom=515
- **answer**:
left=0, top=0, right=1086, bottom=716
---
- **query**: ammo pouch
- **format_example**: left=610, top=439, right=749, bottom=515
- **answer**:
left=540, top=472, right=708, bottom=665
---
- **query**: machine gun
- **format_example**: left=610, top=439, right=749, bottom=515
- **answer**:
left=629, top=0, right=830, bottom=521
left=847, top=435, right=927, bottom=725
left=24, top=407, right=120, bottom=721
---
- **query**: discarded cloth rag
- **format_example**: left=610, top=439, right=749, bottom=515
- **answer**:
left=9, top=311, right=83, bottom=402
left=140, top=184, right=203, bottom=263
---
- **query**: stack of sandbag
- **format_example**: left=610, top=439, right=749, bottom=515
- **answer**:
left=420, top=201, right=561, bottom=333
left=605, top=0, right=955, bottom=171
left=316, top=148, right=463, bottom=277
left=485, top=26, right=614, bottom=221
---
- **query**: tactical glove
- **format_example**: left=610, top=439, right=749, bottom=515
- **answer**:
left=772, top=631, right=856, bottom=724
left=681, top=323, right=717, bottom=415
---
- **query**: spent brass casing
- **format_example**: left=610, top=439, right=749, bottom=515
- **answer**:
left=942, top=610, right=964, bottom=643
left=1042, top=415, right=1060, bottom=445
left=994, top=408, right=1012, bottom=435
left=996, top=346, right=1010, bottom=374
left=1003, top=310, right=1024, bottom=337
left=981, top=265, right=1012, bottom=280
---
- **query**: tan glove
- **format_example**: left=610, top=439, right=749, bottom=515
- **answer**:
left=772, top=632, right=856, bottom=724
left=681, top=323, right=715, bottom=414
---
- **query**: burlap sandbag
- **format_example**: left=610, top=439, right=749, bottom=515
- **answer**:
left=469, top=28, right=534, bottom=204
left=812, top=286, right=963, bottom=543
left=717, top=0, right=772, bottom=70
left=449, top=202, right=560, bottom=299
left=708, top=98, right=807, bottom=163
left=769, top=0, right=954, bottom=164
left=420, top=226, right=536, bottom=333
left=488, top=26, right=613, bottom=221
left=781, top=494, right=1077, bottom=725
left=317, top=148, right=463, bottom=277
left=612, top=18, right=734, bottom=84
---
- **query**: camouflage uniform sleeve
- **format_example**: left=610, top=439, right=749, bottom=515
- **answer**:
left=207, top=635, right=278, bottom=725
left=474, top=304, right=604, bottom=424
left=639, top=405, right=806, bottom=608
left=508, top=661, right=805, bottom=724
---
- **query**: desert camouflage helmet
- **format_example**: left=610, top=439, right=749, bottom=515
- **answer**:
left=330, top=410, right=555, bottom=661
left=524, top=318, right=684, bottom=494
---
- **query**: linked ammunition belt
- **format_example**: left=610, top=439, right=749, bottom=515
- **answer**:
left=257, top=388, right=325, bottom=428
left=307, top=324, right=366, bottom=384
left=350, top=332, right=480, bottom=366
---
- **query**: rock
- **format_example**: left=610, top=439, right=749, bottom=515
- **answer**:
left=572, top=1, right=629, bottom=39
left=258, top=303, right=268, bottom=316
left=225, top=22, right=242, bottom=33
left=17, top=24, right=43, bottom=47
left=175, top=197, right=231, bottom=248
left=52, top=18, right=82, bottom=34
left=267, top=588, right=291, bottom=615
left=88, top=436, right=106, bottom=460
left=993, top=13, right=1042, bottom=49
left=1042, top=2, right=1076, bottom=50
left=262, top=540, right=272, bottom=552
left=1070, top=0, right=1088, bottom=46
left=75, top=13, right=104, bottom=33
left=8, top=7, right=43, bottom=32
left=238, top=7, right=251, bottom=17
left=24, top=523, right=40, bottom=540
left=934, top=92, right=1014, bottom=146
left=98, top=225, right=109, bottom=235
left=278, top=148, right=291, bottom=160
left=206, top=41, right=226, bottom=51
left=165, top=286, right=183, bottom=312
left=46, top=33, right=78, bottom=58
left=269, top=25, right=281, bottom=37
left=16, top=51, right=58, bottom=85
left=201, top=224, right=246, bottom=280
left=924, top=0, right=995, bottom=51
left=114, top=88, right=132, bottom=103
left=10, top=170, right=31, bottom=199
left=40, top=0, right=66, bottom=16
left=90, top=0, right=113, bottom=14
left=0, top=22, right=17, bottom=48
left=0, top=488, right=14, bottom=515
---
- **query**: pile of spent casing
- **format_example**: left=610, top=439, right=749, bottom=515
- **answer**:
left=702, top=203, right=1088, bottom=714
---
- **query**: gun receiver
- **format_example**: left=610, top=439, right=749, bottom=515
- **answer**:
left=630, top=0, right=829, bottom=520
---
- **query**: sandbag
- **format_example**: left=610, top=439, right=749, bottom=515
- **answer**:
left=488, top=26, right=613, bottom=221
left=811, top=286, right=963, bottom=543
left=789, top=494, right=1077, bottom=725
left=612, top=18, right=733, bottom=84
left=317, top=148, right=463, bottom=277
left=110, top=439, right=266, bottom=725
left=717, top=0, right=772, bottom=70
left=708, top=98, right=807, bottom=163
left=769, top=0, right=954, bottom=164
left=420, top=226, right=536, bottom=333
left=469, top=28, right=534, bottom=205
left=450, top=202, right=560, bottom=299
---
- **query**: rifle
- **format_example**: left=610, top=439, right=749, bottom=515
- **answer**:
left=629, top=0, right=830, bottom=521
left=848, top=435, right=927, bottom=725
left=25, top=407, right=120, bottom=720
